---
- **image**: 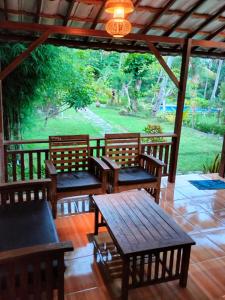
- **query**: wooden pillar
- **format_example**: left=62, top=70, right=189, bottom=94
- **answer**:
left=0, top=73, right=5, bottom=183
left=219, top=134, right=225, bottom=177
left=168, top=39, right=192, bottom=183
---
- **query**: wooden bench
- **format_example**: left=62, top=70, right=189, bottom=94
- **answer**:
left=93, top=190, right=195, bottom=300
left=0, top=179, right=73, bottom=300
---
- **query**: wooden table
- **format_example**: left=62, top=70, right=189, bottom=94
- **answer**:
left=93, top=190, right=195, bottom=300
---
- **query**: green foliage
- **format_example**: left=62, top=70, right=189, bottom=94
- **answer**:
left=123, top=53, right=155, bottom=78
left=203, top=153, right=221, bottom=173
left=143, top=124, right=165, bottom=142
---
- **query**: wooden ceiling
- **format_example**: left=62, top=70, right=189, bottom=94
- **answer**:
left=0, top=0, right=225, bottom=58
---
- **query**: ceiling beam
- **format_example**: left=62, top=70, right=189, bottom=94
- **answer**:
left=146, top=41, right=179, bottom=88
left=186, top=3, right=225, bottom=39
left=1, top=33, right=225, bottom=59
left=35, top=0, right=43, bottom=24
left=138, top=0, right=177, bottom=35
left=163, top=0, right=206, bottom=37
left=0, top=21, right=185, bottom=45
left=63, top=0, right=77, bottom=26
left=0, top=30, right=51, bottom=80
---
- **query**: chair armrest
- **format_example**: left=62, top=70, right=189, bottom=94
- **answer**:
left=0, top=179, right=51, bottom=191
left=0, top=241, right=73, bottom=263
left=101, top=156, right=120, bottom=170
left=89, top=156, right=110, bottom=172
left=139, top=154, right=165, bottom=167
left=46, top=160, right=57, bottom=176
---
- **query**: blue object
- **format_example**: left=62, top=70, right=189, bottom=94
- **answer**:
left=189, top=180, right=225, bottom=190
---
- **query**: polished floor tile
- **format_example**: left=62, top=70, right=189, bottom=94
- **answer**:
left=56, top=173, right=225, bottom=300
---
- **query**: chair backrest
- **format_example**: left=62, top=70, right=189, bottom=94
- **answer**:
left=49, top=135, right=90, bottom=172
left=0, top=179, right=50, bottom=207
left=105, top=133, right=141, bottom=168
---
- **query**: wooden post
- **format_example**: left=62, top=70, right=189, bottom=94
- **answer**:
left=168, top=39, right=192, bottom=183
left=0, top=70, right=5, bottom=183
left=219, top=134, right=225, bottom=177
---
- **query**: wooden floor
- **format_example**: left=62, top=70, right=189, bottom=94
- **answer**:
left=55, top=173, right=225, bottom=300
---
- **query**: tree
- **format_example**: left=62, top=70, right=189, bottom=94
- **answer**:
left=0, top=44, right=95, bottom=139
left=123, top=53, right=155, bottom=111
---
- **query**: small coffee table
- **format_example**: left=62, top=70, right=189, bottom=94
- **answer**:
left=93, top=190, right=195, bottom=300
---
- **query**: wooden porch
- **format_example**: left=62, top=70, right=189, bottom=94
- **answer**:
left=57, top=172, right=225, bottom=300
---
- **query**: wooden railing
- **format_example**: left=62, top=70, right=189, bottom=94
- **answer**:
left=3, top=133, right=177, bottom=182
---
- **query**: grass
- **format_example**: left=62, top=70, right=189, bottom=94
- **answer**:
left=91, top=106, right=222, bottom=174
left=22, top=105, right=223, bottom=174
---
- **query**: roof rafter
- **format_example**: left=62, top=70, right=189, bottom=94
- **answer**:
left=3, top=0, right=8, bottom=21
left=192, top=23, right=225, bottom=52
left=186, top=2, right=225, bottom=38
left=63, top=0, right=77, bottom=26
left=138, top=0, right=177, bottom=35
left=90, top=1, right=105, bottom=29
left=163, top=0, right=206, bottom=37
left=35, top=0, right=43, bottom=24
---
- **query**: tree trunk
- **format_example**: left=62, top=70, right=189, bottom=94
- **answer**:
left=210, top=60, right=223, bottom=101
left=152, top=57, right=174, bottom=116
left=123, top=84, right=131, bottom=110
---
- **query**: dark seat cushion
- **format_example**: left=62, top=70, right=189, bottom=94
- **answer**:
left=0, top=201, right=59, bottom=252
left=57, top=171, right=101, bottom=192
left=118, top=167, right=157, bottom=185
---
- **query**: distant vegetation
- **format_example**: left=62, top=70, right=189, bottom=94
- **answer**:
left=1, top=43, right=224, bottom=173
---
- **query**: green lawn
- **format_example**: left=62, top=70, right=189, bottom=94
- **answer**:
left=91, top=106, right=222, bottom=174
left=23, top=109, right=102, bottom=139
left=23, top=106, right=222, bottom=174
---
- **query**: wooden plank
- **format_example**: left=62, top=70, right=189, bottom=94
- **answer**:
left=147, top=41, right=179, bottom=88
left=169, top=39, right=192, bottom=183
left=0, top=30, right=51, bottom=80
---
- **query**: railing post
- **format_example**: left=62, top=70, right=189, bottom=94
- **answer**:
left=219, top=134, right=225, bottom=178
left=0, top=73, right=5, bottom=183
left=168, top=39, right=192, bottom=183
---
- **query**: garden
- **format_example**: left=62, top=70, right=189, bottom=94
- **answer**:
left=1, top=44, right=224, bottom=174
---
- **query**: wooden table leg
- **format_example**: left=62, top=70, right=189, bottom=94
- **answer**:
left=179, top=245, right=191, bottom=287
left=121, top=257, right=129, bottom=300
left=94, top=206, right=99, bottom=235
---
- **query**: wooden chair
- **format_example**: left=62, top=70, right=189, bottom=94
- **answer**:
left=102, top=133, right=164, bottom=203
left=0, top=179, right=73, bottom=300
left=46, top=135, right=109, bottom=218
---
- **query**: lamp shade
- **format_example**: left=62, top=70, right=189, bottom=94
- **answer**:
left=105, top=0, right=134, bottom=14
left=105, top=18, right=132, bottom=38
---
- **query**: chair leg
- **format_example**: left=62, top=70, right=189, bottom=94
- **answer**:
left=155, top=188, right=160, bottom=204
left=52, top=197, right=57, bottom=219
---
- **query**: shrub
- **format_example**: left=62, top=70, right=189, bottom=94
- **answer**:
left=203, top=153, right=221, bottom=173
left=143, top=124, right=165, bottom=142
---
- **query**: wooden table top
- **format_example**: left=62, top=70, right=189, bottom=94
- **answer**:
left=0, top=200, right=59, bottom=252
left=93, top=190, right=195, bottom=256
